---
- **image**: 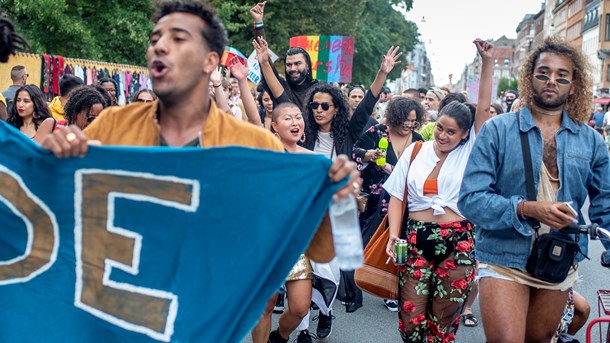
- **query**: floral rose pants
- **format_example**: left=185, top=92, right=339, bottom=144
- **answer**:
left=398, top=219, right=476, bottom=343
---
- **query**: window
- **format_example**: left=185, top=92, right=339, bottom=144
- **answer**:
left=567, top=23, right=581, bottom=40
left=568, top=0, right=583, bottom=17
left=606, top=14, right=610, bottom=40
left=607, top=64, right=610, bottom=81
left=504, top=58, right=510, bottom=66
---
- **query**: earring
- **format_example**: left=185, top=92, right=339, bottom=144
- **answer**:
left=300, top=133, right=306, bottom=143
left=274, top=132, right=280, bottom=139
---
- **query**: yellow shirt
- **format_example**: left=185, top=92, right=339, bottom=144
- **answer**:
left=85, top=100, right=282, bottom=150
left=49, top=96, right=65, bottom=121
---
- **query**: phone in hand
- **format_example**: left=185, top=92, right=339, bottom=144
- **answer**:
left=562, top=202, right=578, bottom=218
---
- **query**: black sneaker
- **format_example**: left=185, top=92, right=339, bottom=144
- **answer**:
left=268, top=329, right=288, bottom=343
left=602, top=251, right=610, bottom=268
left=384, top=299, right=399, bottom=312
left=296, top=329, right=312, bottom=343
left=557, top=336, right=581, bottom=343
left=273, top=293, right=285, bottom=314
left=316, top=311, right=332, bottom=340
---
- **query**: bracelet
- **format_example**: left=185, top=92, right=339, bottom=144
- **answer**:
left=254, top=22, right=264, bottom=29
left=255, top=21, right=264, bottom=25
left=212, top=83, right=221, bottom=88
left=518, top=200, right=527, bottom=220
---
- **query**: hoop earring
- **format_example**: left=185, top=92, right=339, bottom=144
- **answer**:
left=300, top=132, right=306, bottom=143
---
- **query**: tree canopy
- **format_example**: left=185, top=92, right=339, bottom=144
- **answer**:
left=215, top=0, right=418, bottom=84
left=3, top=0, right=419, bottom=83
left=3, top=0, right=153, bottom=66
left=497, top=76, right=519, bottom=97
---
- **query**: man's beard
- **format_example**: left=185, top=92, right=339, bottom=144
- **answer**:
left=532, top=88, right=569, bottom=110
left=287, top=70, right=307, bottom=86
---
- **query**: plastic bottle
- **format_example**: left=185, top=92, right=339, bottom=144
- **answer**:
left=376, top=135, right=388, bottom=167
left=329, top=195, right=364, bottom=270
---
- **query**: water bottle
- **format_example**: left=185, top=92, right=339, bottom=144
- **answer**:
left=376, top=135, right=388, bottom=167
left=329, top=195, right=364, bottom=270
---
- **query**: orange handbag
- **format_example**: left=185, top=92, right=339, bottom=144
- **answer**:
left=354, top=141, right=422, bottom=300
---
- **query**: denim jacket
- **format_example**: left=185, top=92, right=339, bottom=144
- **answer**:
left=458, top=106, right=610, bottom=269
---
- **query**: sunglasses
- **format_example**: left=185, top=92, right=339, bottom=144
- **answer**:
left=403, top=119, right=420, bottom=128
left=533, top=74, right=571, bottom=85
left=309, top=102, right=334, bottom=111
left=136, top=99, right=153, bottom=103
left=86, top=115, right=97, bottom=123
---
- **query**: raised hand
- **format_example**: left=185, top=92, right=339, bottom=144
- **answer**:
left=474, top=38, right=494, bottom=62
left=210, top=68, right=222, bottom=86
left=249, top=2, right=266, bottom=22
left=379, top=46, right=402, bottom=75
left=252, top=36, right=270, bottom=65
left=229, top=56, right=248, bottom=81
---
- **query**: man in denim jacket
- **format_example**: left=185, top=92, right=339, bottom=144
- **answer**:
left=458, top=37, right=610, bottom=343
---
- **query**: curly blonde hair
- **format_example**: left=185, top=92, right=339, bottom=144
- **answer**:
left=518, top=36, right=592, bottom=124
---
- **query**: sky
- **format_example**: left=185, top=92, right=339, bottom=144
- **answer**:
left=403, top=0, right=545, bottom=86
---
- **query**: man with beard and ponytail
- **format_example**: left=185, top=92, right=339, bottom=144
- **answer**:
left=459, top=37, right=610, bottom=343
left=250, top=2, right=318, bottom=109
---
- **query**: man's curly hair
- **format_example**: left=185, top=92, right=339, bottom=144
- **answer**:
left=518, top=36, right=592, bottom=124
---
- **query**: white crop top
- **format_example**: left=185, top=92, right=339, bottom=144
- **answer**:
left=383, top=126, right=477, bottom=217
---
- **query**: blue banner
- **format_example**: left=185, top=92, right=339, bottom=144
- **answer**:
left=0, top=122, right=338, bottom=342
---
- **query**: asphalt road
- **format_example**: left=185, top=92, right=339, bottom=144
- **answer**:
left=243, top=206, right=610, bottom=342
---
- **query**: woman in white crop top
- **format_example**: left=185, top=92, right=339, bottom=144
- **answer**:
left=382, top=39, right=494, bottom=343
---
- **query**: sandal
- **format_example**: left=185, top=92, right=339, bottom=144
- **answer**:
left=461, top=313, right=478, bottom=327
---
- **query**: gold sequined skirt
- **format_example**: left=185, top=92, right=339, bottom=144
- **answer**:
left=286, top=254, right=313, bottom=281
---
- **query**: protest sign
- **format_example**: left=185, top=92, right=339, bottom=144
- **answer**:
left=289, top=36, right=355, bottom=83
left=0, top=122, right=338, bottom=342
left=247, top=48, right=279, bottom=85
left=467, top=73, right=499, bottom=104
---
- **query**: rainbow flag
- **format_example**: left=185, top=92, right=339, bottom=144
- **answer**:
left=220, top=46, right=246, bottom=67
left=289, top=36, right=355, bottom=83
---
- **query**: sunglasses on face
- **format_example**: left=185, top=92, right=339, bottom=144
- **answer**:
left=136, top=98, right=153, bottom=103
left=403, top=119, right=420, bottom=128
left=533, top=74, right=571, bottom=85
left=309, top=102, right=334, bottom=111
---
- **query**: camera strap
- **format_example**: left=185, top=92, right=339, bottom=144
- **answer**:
left=516, top=113, right=541, bottom=235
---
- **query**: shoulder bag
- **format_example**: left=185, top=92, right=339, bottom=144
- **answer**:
left=354, top=141, right=422, bottom=299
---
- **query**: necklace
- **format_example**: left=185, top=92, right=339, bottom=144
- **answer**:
left=393, top=131, right=411, bottom=158
left=539, top=111, right=562, bottom=116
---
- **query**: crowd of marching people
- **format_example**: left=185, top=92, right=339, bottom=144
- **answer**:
left=2, top=0, right=610, bottom=342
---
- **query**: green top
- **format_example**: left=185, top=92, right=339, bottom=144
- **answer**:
left=419, top=122, right=436, bottom=141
